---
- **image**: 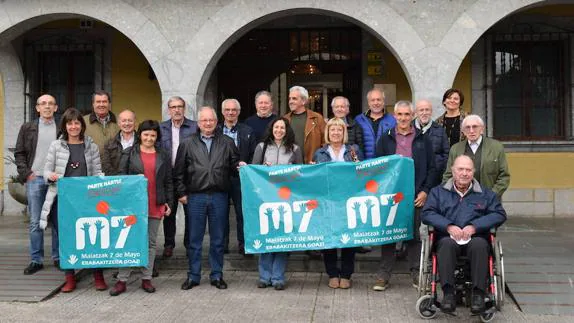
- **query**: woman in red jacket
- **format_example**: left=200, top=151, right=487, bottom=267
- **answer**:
left=110, top=120, right=173, bottom=295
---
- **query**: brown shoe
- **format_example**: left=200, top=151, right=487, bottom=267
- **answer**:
left=163, top=247, right=174, bottom=258
left=339, top=278, right=351, bottom=289
left=372, top=279, right=389, bottom=291
left=328, top=277, right=340, bottom=289
left=141, top=279, right=156, bottom=293
left=109, top=281, right=127, bottom=296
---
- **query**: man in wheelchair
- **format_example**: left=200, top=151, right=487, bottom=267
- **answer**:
left=422, top=155, right=506, bottom=314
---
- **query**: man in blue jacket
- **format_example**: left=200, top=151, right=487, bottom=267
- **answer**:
left=422, top=155, right=506, bottom=314
left=354, top=88, right=396, bottom=159
left=217, top=98, right=257, bottom=255
left=159, top=96, right=198, bottom=257
left=373, top=100, right=437, bottom=292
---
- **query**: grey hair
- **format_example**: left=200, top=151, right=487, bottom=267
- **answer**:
left=167, top=96, right=186, bottom=108
left=289, top=86, right=309, bottom=101
left=366, top=88, right=385, bottom=100
left=198, top=106, right=218, bottom=122
left=254, top=90, right=273, bottom=103
left=461, top=114, right=485, bottom=128
left=221, top=98, right=241, bottom=111
left=394, top=100, right=414, bottom=113
left=331, top=96, right=350, bottom=108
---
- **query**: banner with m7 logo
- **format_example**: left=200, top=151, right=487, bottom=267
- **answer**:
left=240, top=155, right=414, bottom=254
left=57, top=176, right=149, bottom=269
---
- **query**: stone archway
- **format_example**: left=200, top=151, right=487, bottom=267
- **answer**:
left=0, top=1, right=172, bottom=214
left=179, top=0, right=426, bottom=111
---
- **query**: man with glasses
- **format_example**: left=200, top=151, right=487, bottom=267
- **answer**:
left=174, top=106, right=242, bottom=291
left=159, top=96, right=198, bottom=258
left=15, top=94, right=60, bottom=274
left=442, top=114, right=510, bottom=200
left=217, top=99, right=257, bottom=255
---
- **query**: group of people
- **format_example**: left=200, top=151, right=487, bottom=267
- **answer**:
left=15, top=86, right=509, bottom=313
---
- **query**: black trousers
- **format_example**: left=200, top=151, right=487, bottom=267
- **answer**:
left=323, top=248, right=356, bottom=279
left=436, top=236, right=489, bottom=292
left=224, top=177, right=244, bottom=248
left=163, top=197, right=190, bottom=249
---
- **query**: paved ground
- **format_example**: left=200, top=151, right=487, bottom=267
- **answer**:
left=3, top=212, right=574, bottom=321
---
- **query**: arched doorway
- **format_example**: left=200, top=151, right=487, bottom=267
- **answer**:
left=203, top=11, right=413, bottom=120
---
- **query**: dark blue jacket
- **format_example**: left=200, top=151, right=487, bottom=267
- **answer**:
left=216, top=122, right=258, bottom=164
left=375, top=127, right=437, bottom=195
left=159, top=118, right=198, bottom=163
left=416, top=121, right=450, bottom=181
left=312, top=144, right=364, bottom=163
left=422, top=178, right=506, bottom=236
left=354, top=112, right=396, bottom=159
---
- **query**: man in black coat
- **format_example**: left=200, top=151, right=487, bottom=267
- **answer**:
left=331, top=96, right=364, bottom=152
left=373, top=100, right=437, bottom=292
left=414, top=99, right=449, bottom=182
left=174, top=106, right=242, bottom=290
left=217, top=98, right=257, bottom=255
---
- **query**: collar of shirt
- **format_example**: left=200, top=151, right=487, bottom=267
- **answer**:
left=454, top=182, right=473, bottom=198
left=395, top=125, right=414, bottom=136
left=469, top=135, right=483, bottom=148
left=120, top=133, right=135, bottom=149
left=201, top=134, right=214, bottom=140
left=39, top=117, right=55, bottom=126
left=224, top=122, right=238, bottom=131
left=97, top=114, right=110, bottom=125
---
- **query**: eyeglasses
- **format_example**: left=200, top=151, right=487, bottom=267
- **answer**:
left=199, top=119, right=216, bottom=123
left=37, top=101, right=56, bottom=106
left=168, top=105, right=184, bottom=110
left=463, top=125, right=482, bottom=131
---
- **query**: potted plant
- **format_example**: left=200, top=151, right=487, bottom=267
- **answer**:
left=4, top=149, right=27, bottom=205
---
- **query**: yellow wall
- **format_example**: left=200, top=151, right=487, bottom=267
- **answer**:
left=452, top=54, right=472, bottom=113
left=111, top=33, right=162, bottom=123
left=507, top=152, right=574, bottom=188
left=0, top=74, right=4, bottom=189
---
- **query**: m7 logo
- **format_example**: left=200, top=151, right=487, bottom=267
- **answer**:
left=75, top=215, right=137, bottom=250
left=258, top=200, right=318, bottom=234
left=345, top=193, right=403, bottom=229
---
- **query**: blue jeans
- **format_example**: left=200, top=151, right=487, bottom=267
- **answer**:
left=258, top=253, right=288, bottom=285
left=27, top=176, right=58, bottom=263
left=186, top=192, right=228, bottom=282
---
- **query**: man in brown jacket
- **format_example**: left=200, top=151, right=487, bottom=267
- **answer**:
left=284, top=86, right=326, bottom=164
left=83, top=90, right=120, bottom=159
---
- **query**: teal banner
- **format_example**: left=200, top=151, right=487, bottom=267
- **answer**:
left=240, top=155, right=415, bottom=254
left=57, top=176, right=149, bottom=269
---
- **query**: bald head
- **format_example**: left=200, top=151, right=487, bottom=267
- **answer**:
left=415, top=99, right=433, bottom=125
left=35, top=94, right=58, bottom=120
left=452, top=155, right=475, bottom=189
left=118, top=109, right=136, bottom=135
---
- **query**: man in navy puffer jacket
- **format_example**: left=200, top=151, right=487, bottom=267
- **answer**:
left=354, top=88, right=396, bottom=159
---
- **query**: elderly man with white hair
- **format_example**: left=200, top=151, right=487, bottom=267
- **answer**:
left=414, top=99, right=450, bottom=179
left=442, top=114, right=510, bottom=200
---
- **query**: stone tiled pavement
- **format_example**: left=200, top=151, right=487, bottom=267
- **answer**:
left=0, top=270, right=570, bottom=323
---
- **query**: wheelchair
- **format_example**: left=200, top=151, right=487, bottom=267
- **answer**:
left=415, top=226, right=505, bottom=322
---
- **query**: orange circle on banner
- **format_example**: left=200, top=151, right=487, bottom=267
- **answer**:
left=278, top=187, right=291, bottom=200
left=394, top=192, right=404, bottom=203
left=306, top=199, right=319, bottom=210
left=125, top=215, right=137, bottom=226
left=365, top=180, right=378, bottom=193
left=96, top=201, right=110, bottom=215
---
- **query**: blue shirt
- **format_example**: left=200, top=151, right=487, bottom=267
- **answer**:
left=201, top=135, right=213, bottom=153
left=223, top=123, right=239, bottom=147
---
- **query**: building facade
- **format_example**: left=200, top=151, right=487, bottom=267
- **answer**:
left=0, top=0, right=573, bottom=216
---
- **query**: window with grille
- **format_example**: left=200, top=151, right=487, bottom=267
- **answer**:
left=492, top=40, right=566, bottom=140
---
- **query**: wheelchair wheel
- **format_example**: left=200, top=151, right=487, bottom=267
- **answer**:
left=494, top=240, right=505, bottom=309
left=415, top=295, right=438, bottom=319
left=480, top=312, right=496, bottom=322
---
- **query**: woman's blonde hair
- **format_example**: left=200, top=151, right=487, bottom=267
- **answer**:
left=325, top=117, right=348, bottom=144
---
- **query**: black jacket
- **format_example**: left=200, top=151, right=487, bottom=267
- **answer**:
left=418, top=121, right=450, bottom=180
left=102, top=131, right=132, bottom=176
left=173, top=132, right=240, bottom=197
left=14, top=119, right=59, bottom=183
left=119, top=145, right=174, bottom=206
left=346, top=117, right=364, bottom=153
left=216, top=122, right=258, bottom=164
left=375, top=127, right=437, bottom=195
